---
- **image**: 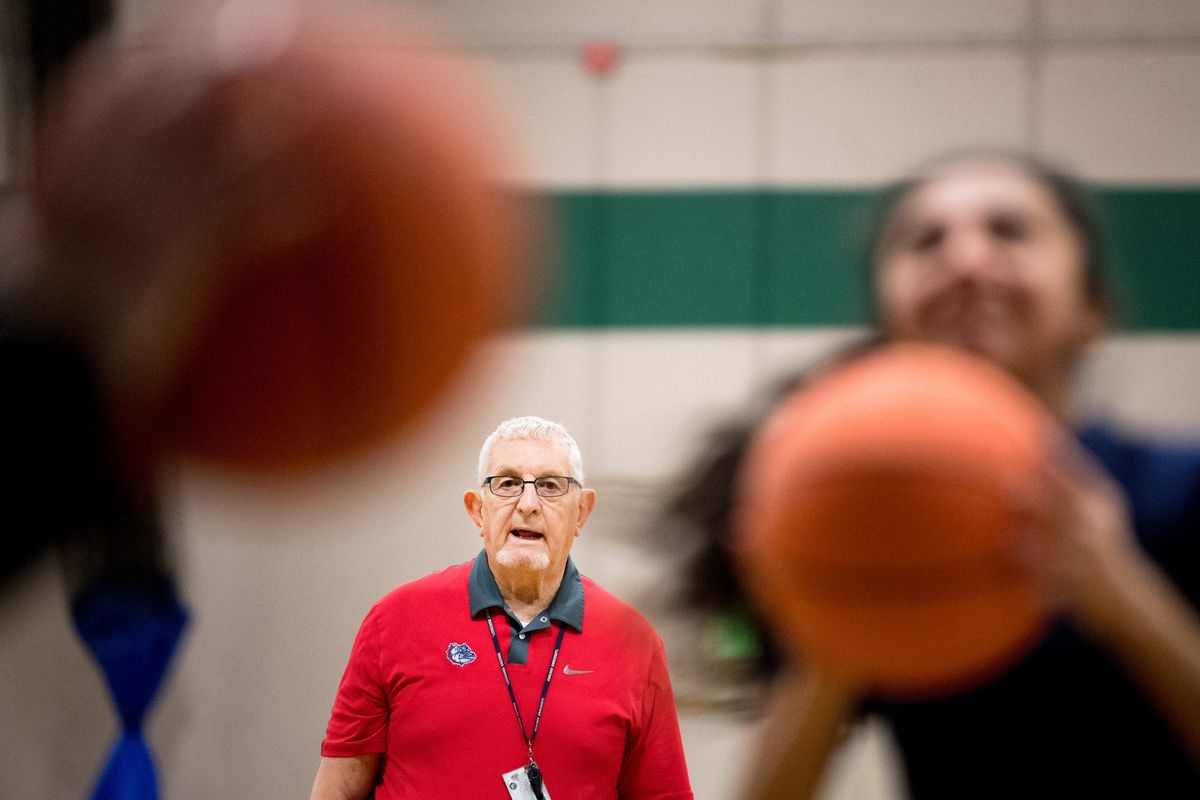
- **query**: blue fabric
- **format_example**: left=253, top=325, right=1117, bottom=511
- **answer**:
left=72, top=577, right=188, bottom=800
left=91, top=733, right=158, bottom=800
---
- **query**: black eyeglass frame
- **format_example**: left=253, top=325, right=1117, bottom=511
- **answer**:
left=482, top=475, right=581, bottom=498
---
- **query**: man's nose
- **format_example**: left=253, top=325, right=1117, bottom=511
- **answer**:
left=516, top=482, right=542, bottom=512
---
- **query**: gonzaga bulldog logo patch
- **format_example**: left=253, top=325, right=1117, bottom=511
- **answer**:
left=446, top=642, right=477, bottom=666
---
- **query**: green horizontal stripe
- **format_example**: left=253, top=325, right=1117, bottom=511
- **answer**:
left=531, top=188, right=1200, bottom=330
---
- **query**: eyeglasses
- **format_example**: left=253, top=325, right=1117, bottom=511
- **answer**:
left=483, top=475, right=580, bottom=498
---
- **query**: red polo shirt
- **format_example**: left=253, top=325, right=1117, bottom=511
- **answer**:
left=321, top=554, right=693, bottom=800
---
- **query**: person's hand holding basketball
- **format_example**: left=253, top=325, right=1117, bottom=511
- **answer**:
left=1016, top=443, right=1143, bottom=640
left=1013, top=440, right=1200, bottom=768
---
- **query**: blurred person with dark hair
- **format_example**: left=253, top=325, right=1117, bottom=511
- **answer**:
left=661, top=152, right=1200, bottom=798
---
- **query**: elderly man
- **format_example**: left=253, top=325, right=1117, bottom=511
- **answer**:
left=310, top=416, right=694, bottom=800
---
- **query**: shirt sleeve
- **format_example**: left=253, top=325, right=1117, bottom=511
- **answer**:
left=321, top=603, right=389, bottom=756
left=618, top=638, right=694, bottom=800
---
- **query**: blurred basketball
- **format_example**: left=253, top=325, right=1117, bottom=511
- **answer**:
left=735, top=343, right=1052, bottom=697
left=30, top=0, right=527, bottom=472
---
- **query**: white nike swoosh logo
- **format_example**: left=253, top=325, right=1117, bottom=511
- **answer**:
left=562, top=665, right=594, bottom=675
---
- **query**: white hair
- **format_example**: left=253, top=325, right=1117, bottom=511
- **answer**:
left=476, top=416, right=585, bottom=486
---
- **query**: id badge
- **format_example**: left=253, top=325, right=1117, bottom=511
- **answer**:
left=502, top=763, right=552, bottom=800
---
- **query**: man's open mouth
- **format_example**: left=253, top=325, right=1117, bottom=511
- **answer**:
left=511, top=529, right=543, bottom=540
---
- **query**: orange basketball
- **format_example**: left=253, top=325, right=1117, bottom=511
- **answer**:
left=32, top=1, right=527, bottom=472
left=735, top=343, right=1053, bottom=697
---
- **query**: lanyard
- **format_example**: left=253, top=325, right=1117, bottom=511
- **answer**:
left=486, top=609, right=567, bottom=763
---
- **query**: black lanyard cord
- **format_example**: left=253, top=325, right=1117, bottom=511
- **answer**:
left=485, top=610, right=567, bottom=762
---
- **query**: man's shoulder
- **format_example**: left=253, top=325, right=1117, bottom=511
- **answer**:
left=580, top=574, right=661, bottom=642
left=371, top=560, right=472, bottom=614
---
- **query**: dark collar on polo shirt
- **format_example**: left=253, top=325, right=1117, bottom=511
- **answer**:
left=468, top=549, right=583, bottom=664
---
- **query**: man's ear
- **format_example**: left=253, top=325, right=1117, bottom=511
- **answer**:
left=574, top=489, right=596, bottom=536
left=463, top=490, right=484, bottom=528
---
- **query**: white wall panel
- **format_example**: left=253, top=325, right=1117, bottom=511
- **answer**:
left=770, top=52, right=1029, bottom=185
left=758, top=327, right=874, bottom=389
left=777, top=0, right=1032, bottom=43
left=400, top=0, right=768, bottom=47
left=1039, top=50, right=1200, bottom=182
left=1081, top=335, right=1200, bottom=434
left=593, top=329, right=762, bottom=478
left=472, top=56, right=601, bottom=188
left=0, top=563, right=112, bottom=799
left=1046, top=0, right=1200, bottom=40
left=607, top=56, right=763, bottom=187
